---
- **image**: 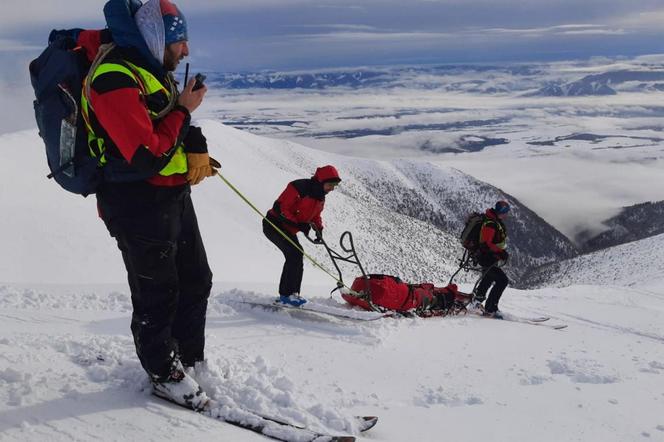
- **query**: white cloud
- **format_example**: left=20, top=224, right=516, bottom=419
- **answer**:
left=275, top=21, right=636, bottom=50
left=478, top=24, right=627, bottom=37
left=289, top=24, right=379, bottom=31
left=0, top=39, right=41, bottom=52
left=613, top=8, right=664, bottom=30
left=561, top=29, right=626, bottom=36
left=286, top=30, right=455, bottom=44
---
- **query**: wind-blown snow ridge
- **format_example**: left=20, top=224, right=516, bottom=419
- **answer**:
left=523, top=232, right=664, bottom=289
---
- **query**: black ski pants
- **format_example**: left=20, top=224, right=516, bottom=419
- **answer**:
left=98, top=183, right=212, bottom=380
left=476, top=266, right=509, bottom=313
left=262, top=218, right=303, bottom=296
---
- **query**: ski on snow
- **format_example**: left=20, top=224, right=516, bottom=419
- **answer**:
left=235, top=298, right=567, bottom=329
left=463, top=306, right=566, bottom=329
left=154, top=394, right=374, bottom=441
left=259, top=413, right=378, bottom=433
left=237, top=299, right=389, bottom=322
left=479, top=311, right=567, bottom=329
left=501, top=315, right=567, bottom=330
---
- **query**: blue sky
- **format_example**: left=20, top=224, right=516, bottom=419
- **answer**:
left=2, top=0, right=664, bottom=72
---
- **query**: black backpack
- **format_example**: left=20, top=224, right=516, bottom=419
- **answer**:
left=460, top=212, right=486, bottom=252
left=29, top=29, right=103, bottom=196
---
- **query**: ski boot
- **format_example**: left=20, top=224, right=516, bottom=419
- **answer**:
left=482, top=309, right=503, bottom=319
left=278, top=293, right=307, bottom=307
left=468, top=297, right=485, bottom=312
left=152, top=359, right=209, bottom=411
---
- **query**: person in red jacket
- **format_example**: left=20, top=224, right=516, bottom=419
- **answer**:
left=263, top=166, right=342, bottom=306
left=474, top=200, right=510, bottom=318
left=82, top=0, right=216, bottom=410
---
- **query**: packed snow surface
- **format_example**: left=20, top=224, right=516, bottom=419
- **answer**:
left=1, top=282, right=663, bottom=441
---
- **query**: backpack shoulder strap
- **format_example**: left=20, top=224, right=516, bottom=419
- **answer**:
left=83, top=42, right=116, bottom=106
left=83, top=43, right=152, bottom=108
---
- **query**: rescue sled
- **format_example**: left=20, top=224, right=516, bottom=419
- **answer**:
left=309, top=231, right=473, bottom=316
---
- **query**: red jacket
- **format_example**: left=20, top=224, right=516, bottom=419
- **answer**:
left=479, top=209, right=507, bottom=254
left=78, top=30, right=191, bottom=187
left=267, top=166, right=341, bottom=236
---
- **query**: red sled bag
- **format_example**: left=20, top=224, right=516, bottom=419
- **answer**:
left=344, top=275, right=461, bottom=313
left=345, top=274, right=412, bottom=311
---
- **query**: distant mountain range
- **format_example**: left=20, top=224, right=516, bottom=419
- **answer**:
left=531, top=70, right=664, bottom=96
left=206, top=65, right=664, bottom=96
left=206, top=65, right=545, bottom=91
left=208, top=64, right=544, bottom=90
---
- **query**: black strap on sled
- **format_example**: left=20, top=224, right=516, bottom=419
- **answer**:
left=305, top=230, right=368, bottom=292
left=305, top=231, right=386, bottom=312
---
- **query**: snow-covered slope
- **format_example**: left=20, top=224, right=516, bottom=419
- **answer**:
left=1, top=280, right=664, bottom=442
left=0, top=122, right=574, bottom=289
left=523, top=232, right=664, bottom=289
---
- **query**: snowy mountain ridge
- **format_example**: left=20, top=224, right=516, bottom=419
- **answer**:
left=523, top=232, right=664, bottom=289
left=0, top=121, right=575, bottom=287
left=578, top=200, right=664, bottom=253
left=532, top=69, right=664, bottom=96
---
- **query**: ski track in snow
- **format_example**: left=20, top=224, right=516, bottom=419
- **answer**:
left=1, top=282, right=664, bottom=441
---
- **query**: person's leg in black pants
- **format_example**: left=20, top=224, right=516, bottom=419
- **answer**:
left=113, top=198, right=184, bottom=380
left=172, top=193, right=213, bottom=368
left=262, top=219, right=303, bottom=296
left=474, top=264, right=492, bottom=304
left=482, top=267, right=509, bottom=313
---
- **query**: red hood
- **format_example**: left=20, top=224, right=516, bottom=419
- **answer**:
left=485, top=208, right=498, bottom=220
left=313, top=165, right=341, bottom=183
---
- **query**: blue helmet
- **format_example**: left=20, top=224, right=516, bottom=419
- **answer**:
left=494, top=200, right=510, bottom=214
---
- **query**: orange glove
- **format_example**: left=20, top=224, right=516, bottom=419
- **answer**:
left=186, top=153, right=212, bottom=185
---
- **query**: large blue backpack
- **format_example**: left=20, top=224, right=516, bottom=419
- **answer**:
left=29, top=29, right=103, bottom=197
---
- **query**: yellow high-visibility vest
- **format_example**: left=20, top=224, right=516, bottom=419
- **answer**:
left=81, top=60, right=187, bottom=176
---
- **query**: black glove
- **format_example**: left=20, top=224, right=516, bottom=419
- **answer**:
left=183, top=126, right=208, bottom=153
left=313, top=229, right=324, bottom=244
left=297, top=223, right=311, bottom=234
left=497, top=250, right=509, bottom=261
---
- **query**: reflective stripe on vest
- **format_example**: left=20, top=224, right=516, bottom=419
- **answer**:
left=81, top=61, right=187, bottom=176
left=483, top=219, right=507, bottom=249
